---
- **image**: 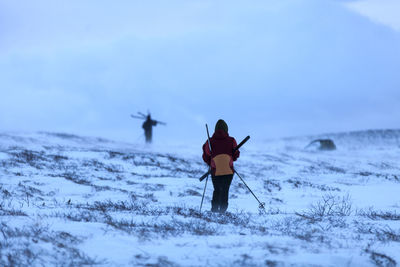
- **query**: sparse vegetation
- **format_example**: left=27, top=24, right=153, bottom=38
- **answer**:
left=358, top=208, right=400, bottom=221
left=365, top=246, right=397, bottom=267
left=0, top=221, right=103, bottom=266
left=296, top=194, right=352, bottom=222
left=286, top=178, right=340, bottom=192
left=1, top=131, right=400, bottom=265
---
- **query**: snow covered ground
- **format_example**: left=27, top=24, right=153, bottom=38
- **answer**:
left=1, top=130, right=400, bottom=266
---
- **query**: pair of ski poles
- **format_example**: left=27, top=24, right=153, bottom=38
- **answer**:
left=199, top=124, right=265, bottom=213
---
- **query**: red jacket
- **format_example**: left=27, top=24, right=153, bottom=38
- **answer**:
left=202, top=130, right=240, bottom=176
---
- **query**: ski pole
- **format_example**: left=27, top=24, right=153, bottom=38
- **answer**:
left=200, top=124, right=213, bottom=213
left=199, top=174, right=209, bottom=213
left=206, top=124, right=212, bottom=153
left=234, top=170, right=265, bottom=210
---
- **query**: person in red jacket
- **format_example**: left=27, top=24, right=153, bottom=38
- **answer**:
left=202, top=119, right=240, bottom=213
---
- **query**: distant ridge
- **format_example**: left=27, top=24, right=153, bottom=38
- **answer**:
left=311, top=129, right=400, bottom=147
left=279, top=129, right=400, bottom=149
left=315, top=128, right=400, bottom=139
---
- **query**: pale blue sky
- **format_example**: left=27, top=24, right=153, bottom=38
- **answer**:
left=0, top=0, right=399, bottom=144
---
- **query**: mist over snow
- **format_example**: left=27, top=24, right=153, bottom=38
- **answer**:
left=0, top=0, right=399, bottom=143
left=345, top=0, right=400, bottom=32
left=1, top=1, right=400, bottom=265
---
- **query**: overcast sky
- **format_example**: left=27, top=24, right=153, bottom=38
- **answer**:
left=0, top=0, right=399, bottom=144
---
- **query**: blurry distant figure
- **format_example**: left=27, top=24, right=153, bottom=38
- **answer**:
left=305, top=139, right=336, bottom=151
left=142, top=115, right=157, bottom=143
left=130, top=111, right=166, bottom=144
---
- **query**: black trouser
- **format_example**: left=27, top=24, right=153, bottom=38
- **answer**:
left=211, top=174, right=233, bottom=213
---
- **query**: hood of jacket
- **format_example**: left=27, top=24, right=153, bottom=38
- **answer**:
left=212, top=129, right=229, bottom=140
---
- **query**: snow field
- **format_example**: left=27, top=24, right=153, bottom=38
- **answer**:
left=1, top=131, right=400, bottom=266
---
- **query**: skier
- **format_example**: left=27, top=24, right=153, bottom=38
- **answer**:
left=131, top=111, right=166, bottom=144
left=142, top=115, right=157, bottom=143
left=202, top=119, right=240, bottom=213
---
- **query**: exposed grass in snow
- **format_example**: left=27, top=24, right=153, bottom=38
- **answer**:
left=0, top=221, right=103, bottom=266
left=1, top=131, right=400, bottom=266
